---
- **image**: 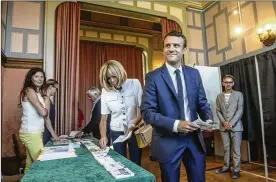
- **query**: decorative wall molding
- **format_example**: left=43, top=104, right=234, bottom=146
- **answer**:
left=80, top=26, right=150, bottom=50
left=1, top=51, right=7, bottom=66
left=2, top=56, right=43, bottom=69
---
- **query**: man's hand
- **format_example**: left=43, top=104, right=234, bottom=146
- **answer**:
left=222, top=121, right=232, bottom=130
left=99, top=136, right=108, bottom=149
left=177, top=120, right=200, bottom=133
left=75, top=131, right=84, bottom=138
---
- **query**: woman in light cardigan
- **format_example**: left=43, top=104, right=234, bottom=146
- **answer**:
left=19, top=68, right=59, bottom=173
left=99, top=60, right=143, bottom=166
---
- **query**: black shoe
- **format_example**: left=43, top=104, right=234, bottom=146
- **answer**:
left=232, top=171, right=239, bottom=179
left=215, top=168, right=231, bottom=174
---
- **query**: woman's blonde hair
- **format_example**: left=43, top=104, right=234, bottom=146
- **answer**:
left=99, top=60, right=127, bottom=91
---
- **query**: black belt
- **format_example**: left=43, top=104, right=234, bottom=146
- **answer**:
left=178, top=131, right=196, bottom=137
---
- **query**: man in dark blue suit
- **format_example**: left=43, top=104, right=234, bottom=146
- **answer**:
left=76, top=87, right=111, bottom=143
left=141, top=30, right=213, bottom=182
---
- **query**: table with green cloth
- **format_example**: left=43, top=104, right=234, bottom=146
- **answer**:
left=21, top=137, right=156, bottom=182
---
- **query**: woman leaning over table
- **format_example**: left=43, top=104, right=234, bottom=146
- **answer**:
left=19, top=67, right=59, bottom=173
left=43, top=79, right=59, bottom=145
left=99, top=60, right=143, bottom=166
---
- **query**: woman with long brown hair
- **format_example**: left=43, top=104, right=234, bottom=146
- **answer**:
left=19, top=68, right=59, bottom=173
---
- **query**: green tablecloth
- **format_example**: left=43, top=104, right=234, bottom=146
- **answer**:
left=21, top=138, right=156, bottom=182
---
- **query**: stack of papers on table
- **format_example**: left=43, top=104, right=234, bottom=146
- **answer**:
left=81, top=139, right=134, bottom=179
left=109, top=168, right=134, bottom=179
left=93, top=154, right=134, bottom=179
left=41, top=146, right=69, bottom=153
left=52, top=139, right=70, bottom=146
left=38, top=146, right=77, bottom=161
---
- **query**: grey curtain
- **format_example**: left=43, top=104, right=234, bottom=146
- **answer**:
left=220, top=56, right=261, bottom=142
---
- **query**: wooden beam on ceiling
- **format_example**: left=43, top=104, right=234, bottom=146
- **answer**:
left=81, top=20, right=162, bottom=36
left=81, top=3, right=161, bottom=23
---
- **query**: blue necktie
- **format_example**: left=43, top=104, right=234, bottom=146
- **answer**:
left=175, top=69, right=185, bottom=120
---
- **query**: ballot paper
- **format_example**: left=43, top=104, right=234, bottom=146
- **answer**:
left=95, top=156, right=124, bottom=172
left=38, top=146, right=76, bottom=161
left=41, top=146, right=69, bottom=153
left=94, top=155, right=115, bottom=165
left=103, top=161, right=124, bottom=172
left=194, top=119, right=217, bottom=130
left=91, top=147, right=110, bottom=158
left=113, top=131, right=132, bottom=144
left=38, top=152, right=77, bottom=161
left=81, top=139, right=135, bottom=179
left=52, top=139, right=70, bottom=146
left=109, top=168, right=135, bottom=179
left=81, top=140, right=101, bottom=152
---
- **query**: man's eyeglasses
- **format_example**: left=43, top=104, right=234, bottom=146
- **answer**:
left=224, top=81, right=233, bottom=84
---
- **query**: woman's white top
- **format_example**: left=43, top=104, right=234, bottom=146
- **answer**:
left=101, top=79, right=142, bottom=132
left=19, top=93, right=46, bottom=133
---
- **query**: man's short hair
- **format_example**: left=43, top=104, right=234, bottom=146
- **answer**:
left=164, top=30, right=187, bottom=49
left=87, top=86, right=100, bottom=95
left=223, top=75, right=235, bottom=82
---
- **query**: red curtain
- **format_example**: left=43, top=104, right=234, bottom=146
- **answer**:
left=161, top=18, right=182, bottom=39
left=55, top=2, right=80, bottom=134
left=79, top=41, right=143, bottom=124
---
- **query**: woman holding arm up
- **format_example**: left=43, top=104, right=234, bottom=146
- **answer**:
left=19, top=68, right=59, bottom=173
left=99, top=60, right=143, bottom=166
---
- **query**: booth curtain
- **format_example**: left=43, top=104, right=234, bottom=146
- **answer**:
left=220, top=56, right=261, bottom=142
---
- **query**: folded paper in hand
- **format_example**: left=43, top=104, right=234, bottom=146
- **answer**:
left=113, top=131, right=132, bottom=144
left=193, top=119, right=217, bottom=130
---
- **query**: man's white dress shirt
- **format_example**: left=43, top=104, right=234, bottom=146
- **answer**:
left=165, top=62, right=191, bottom=132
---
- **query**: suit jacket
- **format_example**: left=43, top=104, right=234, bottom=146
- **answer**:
left=216, top=90, right=244, bottom=132
left=140, top=64, right=213, bottom=163
left=82, top=99, right=111, bottom=138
